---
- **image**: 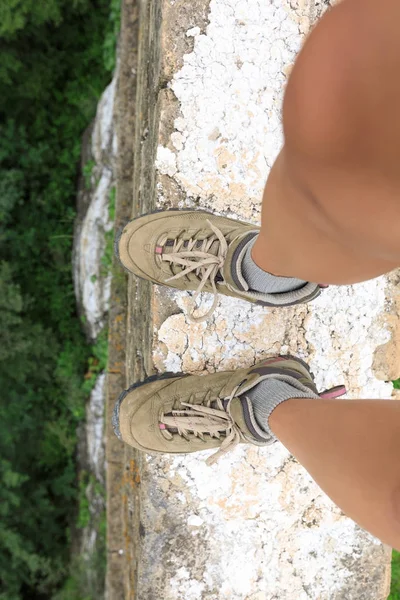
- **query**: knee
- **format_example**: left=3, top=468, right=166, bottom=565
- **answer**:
left=283, top=0, right=400, bottom=167
left=280, top=0, right=400, bottom=262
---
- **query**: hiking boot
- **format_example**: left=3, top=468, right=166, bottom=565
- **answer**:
left=115, top=209, right=322, bottom=322
left=112, top=356, right=345, bottom=466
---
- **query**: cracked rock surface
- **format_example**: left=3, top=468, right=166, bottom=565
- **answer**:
left=135, top=0, right=396, bottom=597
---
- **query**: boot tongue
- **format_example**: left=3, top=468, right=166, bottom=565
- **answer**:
left=222, top=231, right=258, bottom=291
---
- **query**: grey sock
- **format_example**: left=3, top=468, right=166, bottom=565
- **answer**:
left=247, top=376, right=318, bottom=441
left=240, top=237, right=306, bottom=294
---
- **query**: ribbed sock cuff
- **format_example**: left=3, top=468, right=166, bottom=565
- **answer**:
left=240, top=237, right=306, bottom=294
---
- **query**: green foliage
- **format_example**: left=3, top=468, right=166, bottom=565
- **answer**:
left=53, top=522, right=106, bottom=600
left=108, top=186, right=116, bottom=221
left=103, top=0, right=121, bottom=73
left=390, top=551, right=400, bottom=600
left=0, top=170, right=24, bottom=224
left=77, top=473, right=91, bottom=530
left=101, top=187, right=116, bottom=275
left=101, top=232, right=115, bottom=275
left=82, top=330, right=109, bottom=396
left=0, top=0, right=88, bottom=38
left=0, top=1, right=119, bottom=598
left=393, top=380, right=400, bottom=390
left=52, top=571, right=92, bottom=600
left=83, top=160, right=96, bottom=189
left=55, top=475, right=106, bottom=600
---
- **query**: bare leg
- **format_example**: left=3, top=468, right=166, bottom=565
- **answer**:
left=252, top=0, right=400, bottom=547
left=253, top=0, right=400, bottom=283
left=270, top=398, right=400, bottom=550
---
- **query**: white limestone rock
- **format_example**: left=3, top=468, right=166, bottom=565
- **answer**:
left=73, top=78, right=117, bottom=341
left=144, top=0, right=393, bottom=597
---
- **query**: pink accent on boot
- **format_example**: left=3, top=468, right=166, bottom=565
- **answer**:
left=320, top=385, right=347, bottom=399
left=260, top=357, right=287, bottom=366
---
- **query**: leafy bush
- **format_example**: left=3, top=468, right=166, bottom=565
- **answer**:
left=390, top=551, right=400, bottom=600
left=0, top=1, right=118, bottom=597
left=103, top=0, right=122, bottom=72
left=101, top=187, right=116, bottom=275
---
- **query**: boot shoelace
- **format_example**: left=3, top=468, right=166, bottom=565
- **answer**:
left=159, top=220, right=228, bottom=323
